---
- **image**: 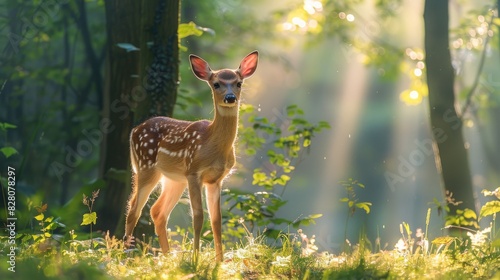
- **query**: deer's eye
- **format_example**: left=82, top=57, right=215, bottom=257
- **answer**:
left=236, top=82, right=242, bottom=88
left=213, top=82, right=220, bottom=89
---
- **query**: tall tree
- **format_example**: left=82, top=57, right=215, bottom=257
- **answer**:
left=99, top=0, right=180, bottom=235
left=98, top=0, right=141, bottom=235
left=424, top=0, right=476, bottom=215
left=135, top=0, right=180, bottom=122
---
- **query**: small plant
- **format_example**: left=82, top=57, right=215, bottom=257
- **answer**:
left=479, top=187, right=500, bottom=220
left=430, top=190, right=479, bottom=231
left=81, top=189, right=100, bottom=248
left=479, top=187, right=500, bottom=246
left=27, top=203, right=66, bottom=252
left=339, top=178, right=372, bottom=252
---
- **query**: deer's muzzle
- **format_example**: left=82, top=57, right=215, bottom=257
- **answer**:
left=223, top=93, right=237, bottom=104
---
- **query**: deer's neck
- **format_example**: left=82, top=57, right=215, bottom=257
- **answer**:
left=208, top=106, right=239, bottom=153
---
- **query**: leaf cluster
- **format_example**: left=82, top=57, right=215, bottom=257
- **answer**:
left=222, top=104, right=329, bottom=241
left=339, top=178, right=372, bottom=216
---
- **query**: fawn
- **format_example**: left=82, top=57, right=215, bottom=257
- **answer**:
left=124, top=51, right=259, bottom=261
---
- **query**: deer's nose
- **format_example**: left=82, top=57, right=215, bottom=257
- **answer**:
left=224, top=93, right=237, bottom=104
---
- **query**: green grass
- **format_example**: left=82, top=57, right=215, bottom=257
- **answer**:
left=1, top=229, right=499, bottom=280
left=2, top=187, right=499, bottom=279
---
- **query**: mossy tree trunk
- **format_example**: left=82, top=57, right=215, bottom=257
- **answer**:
left=135, top=0, right=180, bottom=122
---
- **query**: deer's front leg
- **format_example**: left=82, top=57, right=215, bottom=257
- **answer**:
left=187, top=175, right=204, bottom=260
left=206, top=182, right=223, bottom=262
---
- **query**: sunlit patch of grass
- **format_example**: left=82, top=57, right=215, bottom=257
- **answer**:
left=2, top=186, right=500, bottom=279
left=1, top=227, right=500, bottom=279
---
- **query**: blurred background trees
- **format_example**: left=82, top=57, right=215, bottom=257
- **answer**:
left=1, top=0, right=499, bottom=249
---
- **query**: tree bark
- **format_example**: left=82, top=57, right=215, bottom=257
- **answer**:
left=424, top=0, right=477, bottom=216
left=98, top=0, right=141, bottom=235
left=98, top=0, right=180, bottom=236
left=135, top=0, right=180, bottom=122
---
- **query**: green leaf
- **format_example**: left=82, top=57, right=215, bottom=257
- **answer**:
left=0, top=122, right=17, bottom=131
left=356, top=202, right=372, bottom=214
left=479, top=201, right=500, bottom=220
left=178, top=21, right=203, bottom=39
left=281, top=174, right=291, bottom=181
left=303, top=138, right=311, bottom=147
left=463, top=208, right=477, bottom=220
left=308, top=213, right=323, bottom=219
left=116, top=43, right=140, bottom=52
left=318, top=121, right=331, bottom=129
left=0, top=147, right=18, bottom=158
left=339, top=197, right=349, bottom=202
left=81, top=212, right=97, bottom=226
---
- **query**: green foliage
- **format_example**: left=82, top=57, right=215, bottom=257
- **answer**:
left=81, top=189, right=100, bottom=248
left=2, top=225, right=500, bottom=279
left=430, top=190, right=480, bottom=229
left=479, top=187, right=500, bottom=220
left=222, top=104, right=329, bottom=241
left=480, top=201, right=500, bottom=220
left=1, top=185, right=500, bottom=279
left=339, top=178, right=372, bottom=252
left=445, top=208, right=479, bottom=229
left=81, top=212, right=97, bottom=226
left=178, top=21, right=214, bottom=51
left=178, top=22, right=204, bottom=39
left=340, top=178, right=372, bottom=216
left=13, top=202, right=66, bottom=253
left=0, top=122, right=18, bottom=158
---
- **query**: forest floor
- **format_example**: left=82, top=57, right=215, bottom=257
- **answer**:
left=1, top=230, right=500, bottom=280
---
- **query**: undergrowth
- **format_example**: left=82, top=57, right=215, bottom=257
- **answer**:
left=1, top=224, right=499, bottom=279
left=1, top=185, right=500, bottom=279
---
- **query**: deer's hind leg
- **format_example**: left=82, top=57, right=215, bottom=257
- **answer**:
left=125, top=169, right=162, bottom=244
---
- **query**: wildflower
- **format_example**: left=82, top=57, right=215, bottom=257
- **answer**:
left=467, top=227, right=491, bottom=247
left=394, top=238, right=407, bottom=253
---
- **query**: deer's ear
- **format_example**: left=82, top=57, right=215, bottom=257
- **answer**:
left=190, top=55, right=212, bottom=81
left=238, top=51, right=258, bottom=79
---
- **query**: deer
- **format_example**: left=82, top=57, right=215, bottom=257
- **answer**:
left=124, top=51, right=259, bottom=262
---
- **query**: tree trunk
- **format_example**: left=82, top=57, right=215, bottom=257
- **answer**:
left=423, top=0, right=477, bottom=216
left=135, top=0, right=180, bottom=122
left=98, top=0, right=141, bottom=235
left=98, top=0, right=180, bottom=236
